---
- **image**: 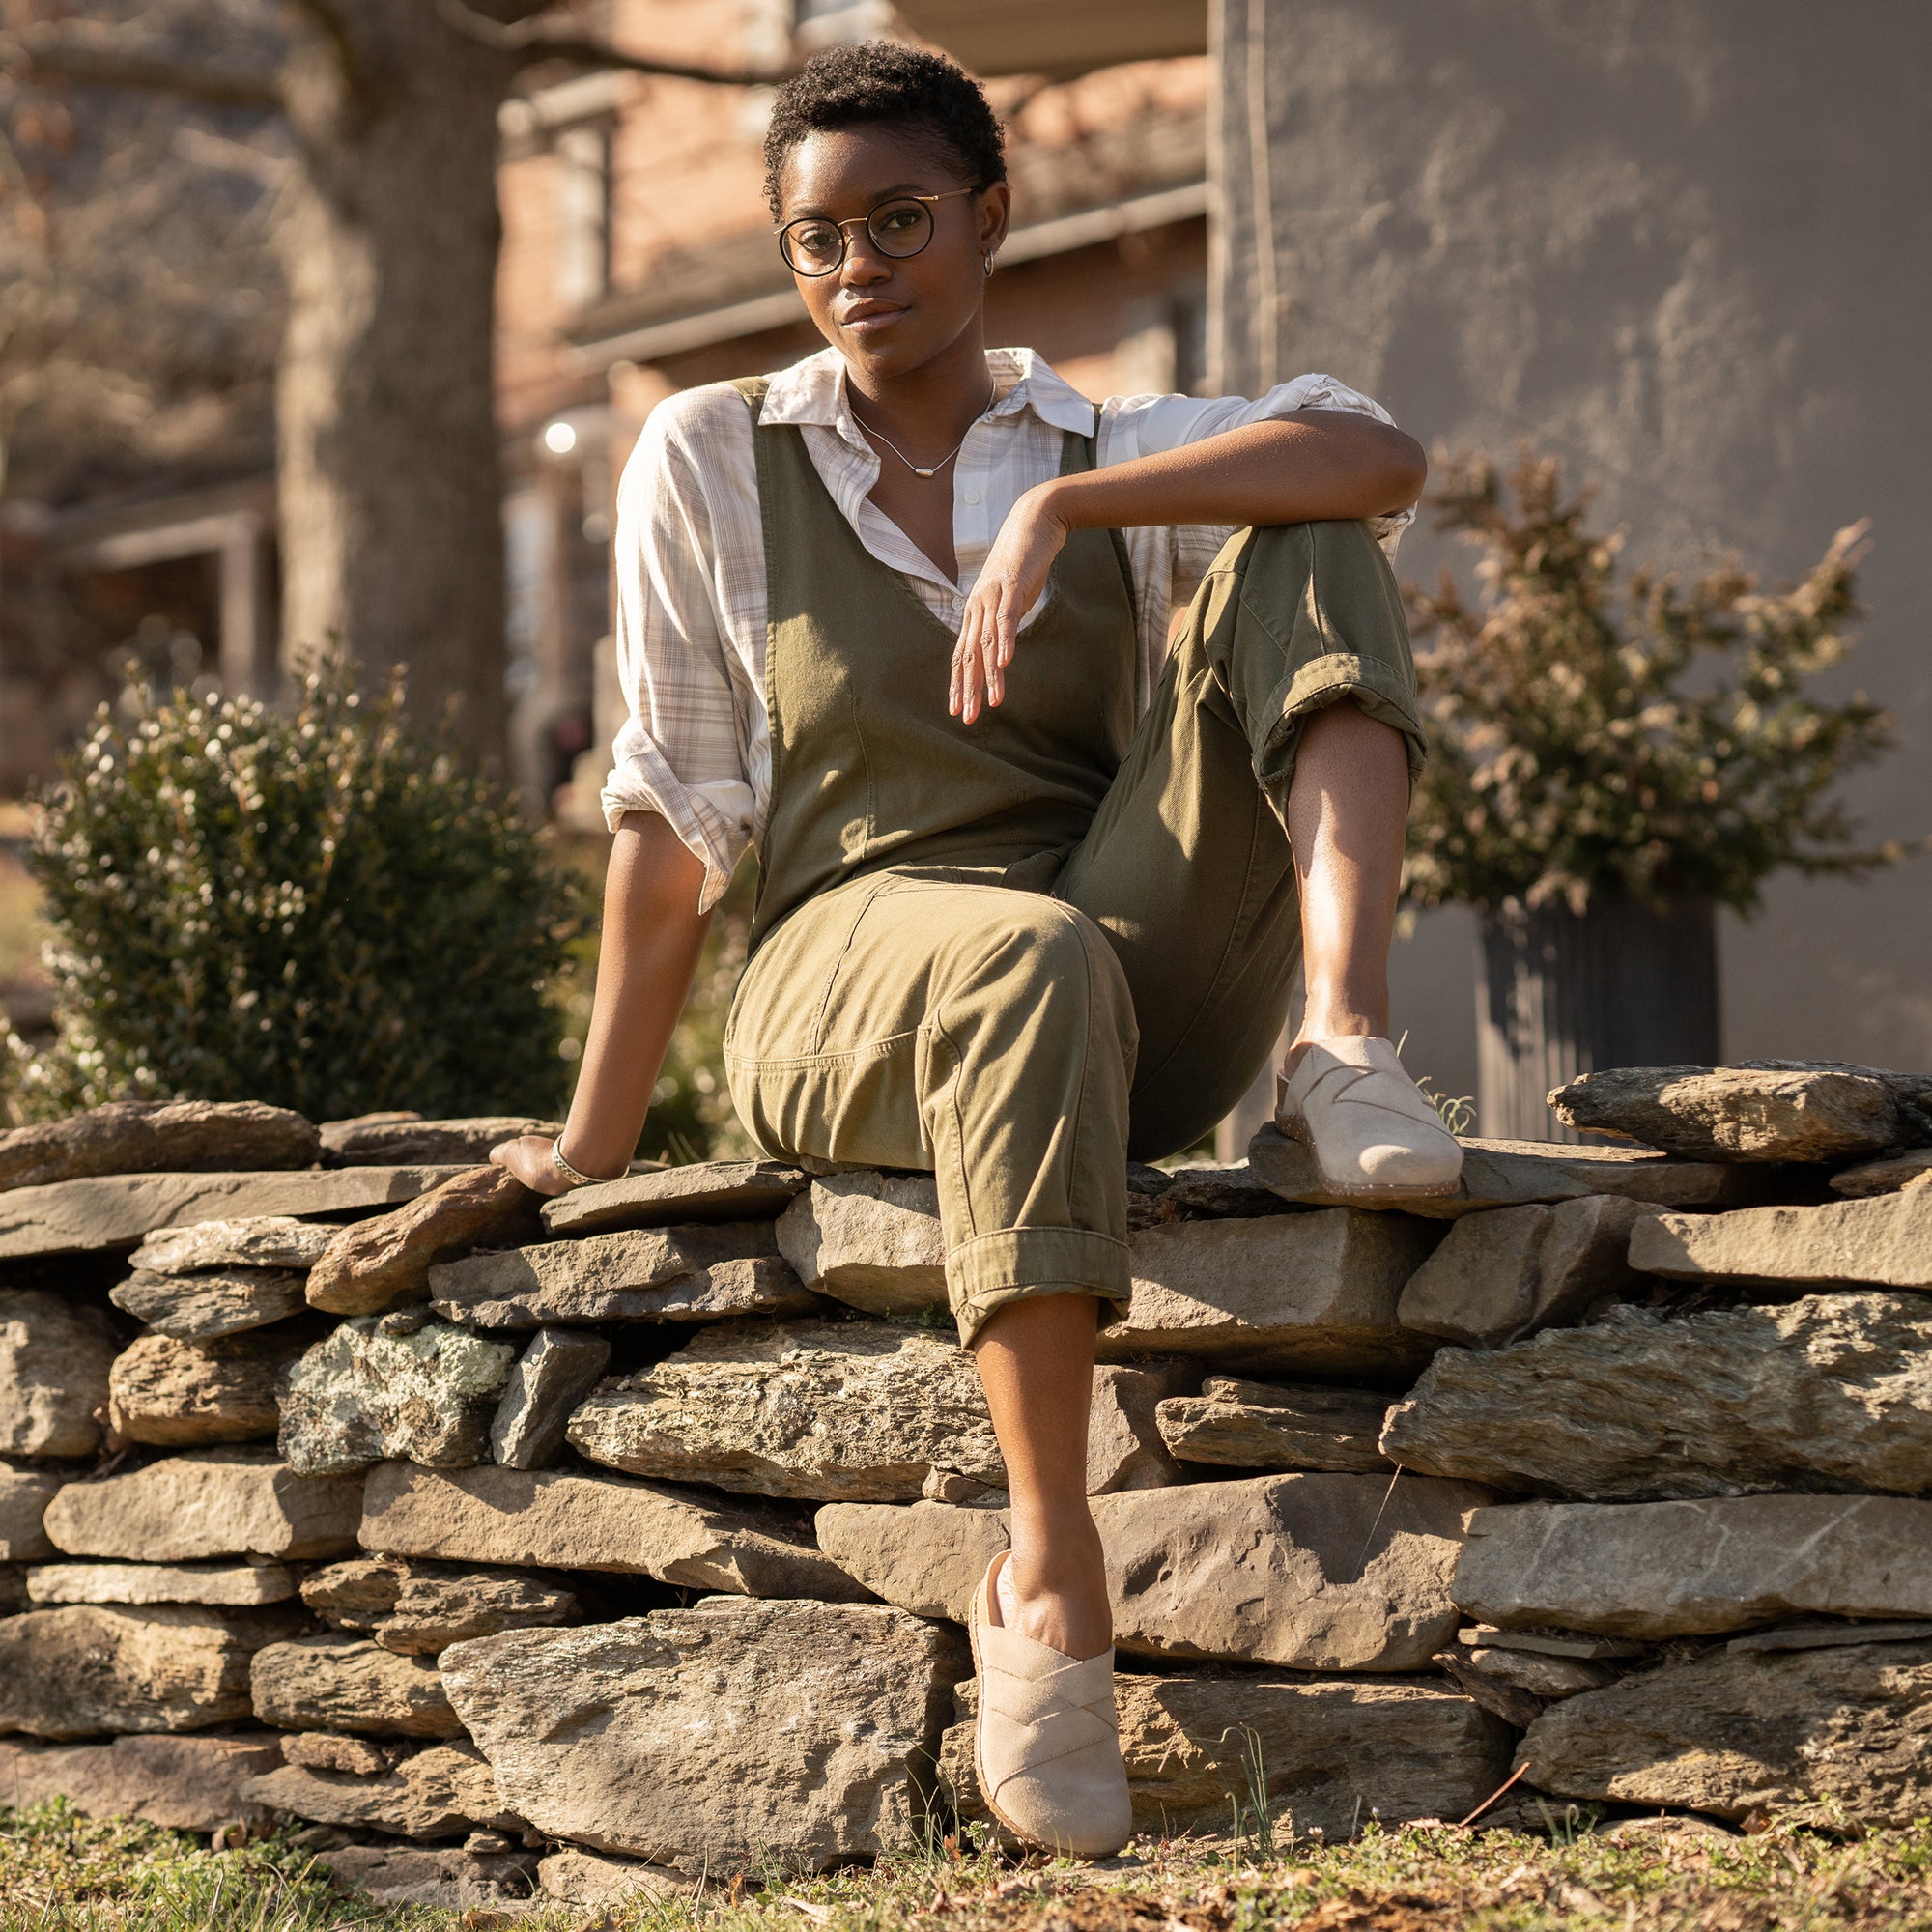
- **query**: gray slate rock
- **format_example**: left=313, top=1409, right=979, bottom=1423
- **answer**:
left=0, top=1101, right=320, bottom=1193
left=1461, top=1646, right=1616, bottom=1698
left=818, top=1472, right=1490, bottom=1671
left=1629, top=1190, right=1932, bottom=1291
left=132, top=1217, right=336, bottom=1274
left=441, top=1599, right=968, bottom=1873
left=0, top=1733, right=285, bottom=1830
left=1382, top=1293, right=1932, bottom=1500
left=1150, top=1163, right=1297, bottom=1219
left=1549, top=1063, right=1913, bottom=1162
left=538, top=1848, right=704, bottom=1905
left=1831, top=1150, right=1932, bottom=1198
left=939, top=1671, right=1513, bottom=1842
left=316, top=1843, right=537, bottom=1910
left=250, top=1633, right=463, bottom=1737
left=43, top=1449, right=364, bottom=1561
left=242, top=1740, right=514, bottom=1838
left=358, top=1461, right=868, bottom=1601
left=106, top=1328, right=305, bottom=1446
left=0, top=1289, right=118, bottom=1458
left=0, top=1167, right=469, bottom=1261
left=300, top=1555, right=579, bottom=1654
left=321, top=1115, right=560, bottom=1165
left=0, top=1460, right=61, bottom=1561
left=774, top=1174, right=947, bottom=1316
left=110, top=1267, right=309, bottom=1340
left=542, top=1160, right=811, bottom=1235
left=1157, top=1378, right=1394, bottom=1473
left=1098, top=1210, right=1440, bottom=1376
left=1088, top=1361, right=1195, bottom=1492
left=566, top=1316, right=1003, bottom=1501
left=0, top=1603, right=302, bottom=1738
left=279, top=1318, right=515, bottom=1475
left=1454, top=1494, right=1932, bottom=1637
left=26, top=1561, right=296, bottom=1606
left=430, top=1222, right=815, bottom=1328
left=1247, top=1123, right=1771, bottom=1218
left=490, top=1326, right=612, bottom=1468
left=1398, top=1194, right=1646, bottom=1348
left=1729, top=1620, right=1932, bottom=1655
left=1518, top=1639, right=1932, bottom=1827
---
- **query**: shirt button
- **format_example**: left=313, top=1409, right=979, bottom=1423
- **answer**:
left=963, top=490, right=981, bottom=505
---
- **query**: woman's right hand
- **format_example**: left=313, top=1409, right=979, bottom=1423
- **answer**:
left=490, top=1134, right=575, bottom=1196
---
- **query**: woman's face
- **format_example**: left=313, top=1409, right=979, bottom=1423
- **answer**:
left=779, top=124, right=1009, bottom=383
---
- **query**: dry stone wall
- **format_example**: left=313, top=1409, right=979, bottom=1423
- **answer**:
left=0, top=1071, right=1927, bottom=1908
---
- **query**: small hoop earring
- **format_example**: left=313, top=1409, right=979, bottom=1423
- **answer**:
left=982, top=253, right=996, bottom=279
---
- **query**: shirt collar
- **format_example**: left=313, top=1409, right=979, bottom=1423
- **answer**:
left=758, top=345, right=1097, bottom=443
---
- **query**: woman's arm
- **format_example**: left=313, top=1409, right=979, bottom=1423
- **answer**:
left=492, top=813, right=711, bottom=1195
left=950, top=410, right=1426, bottom=722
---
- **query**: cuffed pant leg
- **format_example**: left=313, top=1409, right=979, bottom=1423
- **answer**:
left=724, top=873, right=1138, bottom=1347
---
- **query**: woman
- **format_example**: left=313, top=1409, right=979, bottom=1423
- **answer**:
left=495, top=42, right=1462, bottom=1858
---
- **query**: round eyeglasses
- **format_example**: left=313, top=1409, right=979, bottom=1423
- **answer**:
left=777, top=186, right=978, bottom=277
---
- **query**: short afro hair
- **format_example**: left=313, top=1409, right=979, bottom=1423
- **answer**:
left=763, top=42, right=1007, bottom=219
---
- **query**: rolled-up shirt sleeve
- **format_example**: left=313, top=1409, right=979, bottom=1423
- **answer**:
left=601, top=399, right=759, bottom=913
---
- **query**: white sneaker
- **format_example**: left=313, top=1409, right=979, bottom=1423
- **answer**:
left=1274, top=1036, right=1465, bottom=1198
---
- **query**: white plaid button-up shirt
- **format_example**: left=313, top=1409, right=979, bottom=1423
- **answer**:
left=604, top=346, right=1413, bottom=910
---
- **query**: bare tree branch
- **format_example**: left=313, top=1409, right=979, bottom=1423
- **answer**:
left=424, top=0, right=791, bottom=86
left=2, top=27, right=283, bottom=113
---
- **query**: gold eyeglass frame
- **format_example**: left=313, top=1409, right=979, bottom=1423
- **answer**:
left=777, top=186, right=979, bottom=277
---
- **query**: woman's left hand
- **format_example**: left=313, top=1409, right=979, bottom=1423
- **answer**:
left=951, top=484, right=1071, bottom=724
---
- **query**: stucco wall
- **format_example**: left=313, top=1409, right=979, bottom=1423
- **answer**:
left=1211, top=0, right=1932, bottom=1106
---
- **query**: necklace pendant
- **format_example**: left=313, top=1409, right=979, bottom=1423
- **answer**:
left=911, top=464, right=938, bottom=477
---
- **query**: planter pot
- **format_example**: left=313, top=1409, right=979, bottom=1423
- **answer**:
left=1475, top=893, right=1720, bottom=1143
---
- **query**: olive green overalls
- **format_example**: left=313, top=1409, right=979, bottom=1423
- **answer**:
left=721, top=378, right=1424, bottom=1345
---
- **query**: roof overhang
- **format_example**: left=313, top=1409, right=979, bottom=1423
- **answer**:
left=891, top=0, right=1208, bottom=77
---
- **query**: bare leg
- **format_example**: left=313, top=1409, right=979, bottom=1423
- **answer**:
left=1281, top=697, right=1410, bottom=1074
left=970, top=1293, right=1110, bottom=1660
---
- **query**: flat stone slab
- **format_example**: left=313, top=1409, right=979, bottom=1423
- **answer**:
left=0, top=1603, right=302, bottom=1738
left=251, top=1634, right=464, bottom=1737
left=490, top=1326, right=613, bottom=1469
left=1455, top=1494, right=1932, bottom=1638
left=316, top=1843, right=538, bottom=1910
left=110, top=1267, right=309, bottom=1341
left=1630, top=1189, right=1932, bottom=1291
left=1247, top=1123, right=1769, bottom=1218
left=429, top=1223, right=815, bottom=1328
left=300, top=1555, right=579, bottom=1654
left=542, top=1160, right=811, bottom=1236
left=0, top=1167, right=469, bottom=1259
left=774, top=1175, right=947, bottom=1317
left=321, top=1115, right=560, bottom=1165
left=242, top=1740, right=513, bottom=1838
left=566, top=1316, right=1004, bottom=1501
left=0, top=1461, right=61, bottom=1561
left=26, top=1560, right=296, bottom=1606
left=1549, top=1063, right=1913, bottom=1162
left=441, top=1599, right=968, bottom=1873
left=819, top=1472, right=1491, bottom=1671
left=279, top=1318, right=516, bottom=1475
left=0, top=1733, right=286, bottom=1831
left=939, top=1670, right=1513, bottom=1842
left=305, top=1165, right=543, bottom=1317
left=538, top=1848, right=704, bottom=1906
left=1832, top=1150, right=1932, bottom=1198
left=1156, top=1378, right=1394, bottom=1472
left=0, top=1289, right=118, bottom=1458
left=358, top=1461, right=867, bottom=1601
left=1087, top=1360, right=1193, bottom=1492
left=43, top=1449, right=365, bottom=1561
left=132, top=1217, right=336, bottom=1274
left=106, top=1328, right=304, bottom=1447
left=1382, top=1293, right=1932, bottom=1500
left=1729, top=1619, right=1932, bottom=1655
left=0, top=1101, right=320, bottom=1193
left=1519, top=1638, right=1932, bottom=1827
left=1098, top=1210, right=1441, bottom=1376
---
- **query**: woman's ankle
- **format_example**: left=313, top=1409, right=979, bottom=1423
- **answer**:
left=1001, top=1529, right=1112, bottom=1660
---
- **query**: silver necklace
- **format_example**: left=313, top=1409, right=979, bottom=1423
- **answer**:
left=852, top=390, right=995, bottom=478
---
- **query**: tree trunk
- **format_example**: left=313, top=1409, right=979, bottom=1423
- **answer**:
left=275, top=11, right=519, bottom=763
left=1475, top=893, right=1721, bottom=1143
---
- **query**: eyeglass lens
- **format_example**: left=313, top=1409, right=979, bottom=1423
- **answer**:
left=781, top=197, right=935, bottom=275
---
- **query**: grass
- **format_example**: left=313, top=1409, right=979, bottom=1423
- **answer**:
left=4, top=1804, right=1931, bottom=1932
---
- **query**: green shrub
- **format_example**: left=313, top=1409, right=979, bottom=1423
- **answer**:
left=1403, top=450, right=1902, bottom=915
left=25, top=663, right=589, bottom=1122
